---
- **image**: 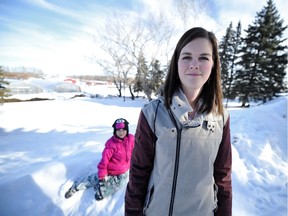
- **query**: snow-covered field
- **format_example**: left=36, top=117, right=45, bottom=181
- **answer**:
left=0, top=93, right=287, bottom=216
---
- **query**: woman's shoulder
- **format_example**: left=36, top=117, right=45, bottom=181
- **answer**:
left=145, top=97, right=163, bottom=105
left=142, top=97, right=164, bottom=112
left=223, top=107, right=230, bottom=125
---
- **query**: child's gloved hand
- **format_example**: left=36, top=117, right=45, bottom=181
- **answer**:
left=95, top=177, right=107, bottom=201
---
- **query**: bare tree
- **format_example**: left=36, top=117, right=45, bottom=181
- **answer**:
left=176, top=0, right=211, bottom=29
left=92, top=12, right=174, bottom=99
left=91, top=17, right=134, bottom=98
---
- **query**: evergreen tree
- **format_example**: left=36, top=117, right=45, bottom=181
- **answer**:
left=258, top=0, right=288, bottom=100
left=219, top=22, right=242, bottom=106
left=149, top=59, right=165, bottom=96
left=234, top=0, right=287, bottom=105
left=134, top=51, right=151, bottom=100
left=0, top=66, right=10, bottom=104
left=133, top=69, right=143, bottom=96
left=219, top=22, right=233, bottom=97
left=229, top=22, right=242, bottom=99
left=134, top=53, right=165, bottom=100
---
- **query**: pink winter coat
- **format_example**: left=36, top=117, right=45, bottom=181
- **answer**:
left=97, top=134, right=135, bottom=179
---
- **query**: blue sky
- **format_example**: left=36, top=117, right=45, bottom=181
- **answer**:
left=0, top=0, right=287, bottom=76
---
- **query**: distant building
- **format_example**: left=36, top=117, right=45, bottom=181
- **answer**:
left=83, top=80, right=113, bottom=86
left=7, top=78, right=81, bottom=95
left=64, top=78, right=77, bottom=84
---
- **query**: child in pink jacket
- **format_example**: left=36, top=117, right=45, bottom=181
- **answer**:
left=65, top=118, right=135, bottom=200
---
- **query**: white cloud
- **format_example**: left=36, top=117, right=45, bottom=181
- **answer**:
left=25, top=0, right=81, bottom=18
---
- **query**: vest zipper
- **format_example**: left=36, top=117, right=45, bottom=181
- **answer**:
left=167, top=109, right=182, bottom=216
left=167, top=109, right=201, bottom=216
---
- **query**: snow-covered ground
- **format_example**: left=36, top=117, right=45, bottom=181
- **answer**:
left=0, top=92, right=287, bottom=216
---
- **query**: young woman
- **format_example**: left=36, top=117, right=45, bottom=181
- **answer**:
left=125, top=27, right=232, bottom=216
left=65, top=118, right=134, bottom=201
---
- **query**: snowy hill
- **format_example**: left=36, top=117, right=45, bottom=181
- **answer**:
left=0, top=95, right=287, bottom=216
left=229, top=96, right=287, bottom=216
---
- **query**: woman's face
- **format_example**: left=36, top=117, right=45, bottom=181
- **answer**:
left=115, top=129, right=127, bottom=138
left=178, top=38, right=213, bottom=93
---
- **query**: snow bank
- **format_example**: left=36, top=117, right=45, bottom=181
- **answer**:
left=0, top=95, right=287, bottom=216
